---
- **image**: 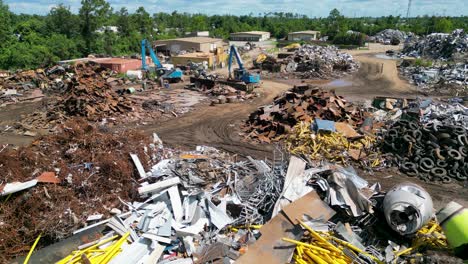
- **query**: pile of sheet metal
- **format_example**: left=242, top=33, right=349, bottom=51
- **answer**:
left=244, top=85, right=365, bottom=142
left=373, top=29, right=410, bottom=43
left=50, top=146, right=286, bottom=263
left=282, top=45, right=359, bottom=79
left=381, top=119, right=468, bottom=183
left=399, top=63, right=467, bottom=95
left=421, top=101, right=468, bottom=129
left=402, top=29, right=467, bottom=59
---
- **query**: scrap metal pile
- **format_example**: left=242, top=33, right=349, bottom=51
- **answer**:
left=403, top=29, right=468, bottom=60
left=185, top=83, right=256, bottom=105
left=0, top=119, right=160, bottom=262
left=237, top=156, right=463, bottom=264
left=1, top=119, right=466, bottom=263
left=51, top=62, right=133, bottom=121
left=0, top=120, right=287, bottom=263
left=381, top=102, right=468, bottom=183
left=399, top=62, right=467, bottom=96
left=0, top=63, right=128, bottom=106
left=286, top=121, right=383, bottom=168
left=244, top=85, right=365, bottom=143
left=253, top=53, right=282, bottom=72
left=372, top=29, right=411, bottom=43
left=283, top=45, right=359, bottom=79
left=0, top=67, right=61, bottom=105
left=51, top=147, right=286, bottom=264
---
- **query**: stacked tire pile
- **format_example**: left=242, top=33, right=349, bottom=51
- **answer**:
left=382, top=119, right=468, bottom=183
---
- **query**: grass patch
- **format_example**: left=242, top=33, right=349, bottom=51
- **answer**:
left=414, top=58, right=433, bottom=67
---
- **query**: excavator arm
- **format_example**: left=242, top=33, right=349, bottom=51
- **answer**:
left=141, top=39, right=162, bottom=70
left=228, top=45, right=244, bottom=78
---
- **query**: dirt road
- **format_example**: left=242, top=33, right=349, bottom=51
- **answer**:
left=142, top=80, right=291, bottom=158
left=326, top=54, right=418, bottom=100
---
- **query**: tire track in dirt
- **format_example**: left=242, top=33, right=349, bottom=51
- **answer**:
left=141, top=80, right=291, bottom=159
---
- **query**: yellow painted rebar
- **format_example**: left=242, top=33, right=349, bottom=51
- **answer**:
left=282, top=238, right=331, bottom=254
left=96, top=232, right=129, bottom=264
left=330, top=236, right=383, bottom=264
left=298, top=221, right=341, bottom=253
left=24, top=234, right=41, bottom=264
left=304, top=250, right=328, bottom=264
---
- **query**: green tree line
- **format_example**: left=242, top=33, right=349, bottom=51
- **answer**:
left=0, top=0, right=467, bottom=70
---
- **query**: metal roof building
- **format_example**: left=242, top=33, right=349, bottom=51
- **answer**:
left=230, top=31, right=271, bottom=42
left=288, top=31, right=321, bottom=41
left=154, top=37, right=225, bottom=54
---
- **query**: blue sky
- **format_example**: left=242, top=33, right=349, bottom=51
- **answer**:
left=5, top=0, right=467, bottom=17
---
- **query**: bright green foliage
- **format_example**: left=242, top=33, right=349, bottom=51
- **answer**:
left=0, top=0, right=467, bottom=70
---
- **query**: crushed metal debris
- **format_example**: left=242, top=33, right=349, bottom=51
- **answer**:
left=243, top=85, right=365, bottom=143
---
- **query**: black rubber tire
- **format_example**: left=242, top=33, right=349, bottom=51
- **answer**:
left=436, top=160, right=448, bottom=168
left=457, top=135, right=468, bottom=146
left=419, top=158, right=435, bottom=172
left=442, top=176, right=452, bottom=184
left=452, top=126, right=465, bottom=135
left=425, top=122, right=436, bottom=131
left=401, top=162, right=417, bottom=172
left=427, top=133, right=438, bottom=142
left=454, top=172, right=467, bottom=181
left=448, top=149, right=463, bottom=161
left=412, top=129, right=422, bottom=141
left=459, top=146, right=467, bottom=157
left=431, top=167, right=447, bottom=177
left=437, top=133, right=451, bottom=140
left=408, top=122, right=419, bottom=130
left=427, top=141, right=440, bottom=149
left=387, top=129, right=399, bottom=138
left=403, top=134, right=416, bottom=143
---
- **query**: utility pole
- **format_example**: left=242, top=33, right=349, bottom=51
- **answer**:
left=406, top=0, right=412, bottom=19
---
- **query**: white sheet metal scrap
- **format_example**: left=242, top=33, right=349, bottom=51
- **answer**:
left=68, top=141, right=287, bottom=263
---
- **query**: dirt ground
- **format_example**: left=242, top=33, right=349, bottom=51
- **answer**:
left=1, top=43, right=466, bottom=210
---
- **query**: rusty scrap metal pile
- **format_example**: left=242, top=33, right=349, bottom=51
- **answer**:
left=253, top=53, right=282, bottom=72
left=51, top=63, right=133, bottom=121
left=0, top=119, right=160, bottom=262
left=283, top=45, right=359, bottom=79
left=244, top=85, right=365, bottom=143
left=0, top=63, right=129, bottom=106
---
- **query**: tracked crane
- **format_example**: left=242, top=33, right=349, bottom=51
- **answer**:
left=141, top=39, right=183, bottom=83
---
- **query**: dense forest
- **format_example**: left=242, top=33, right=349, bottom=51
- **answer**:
left=0, top=0, right=467, bottom=70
